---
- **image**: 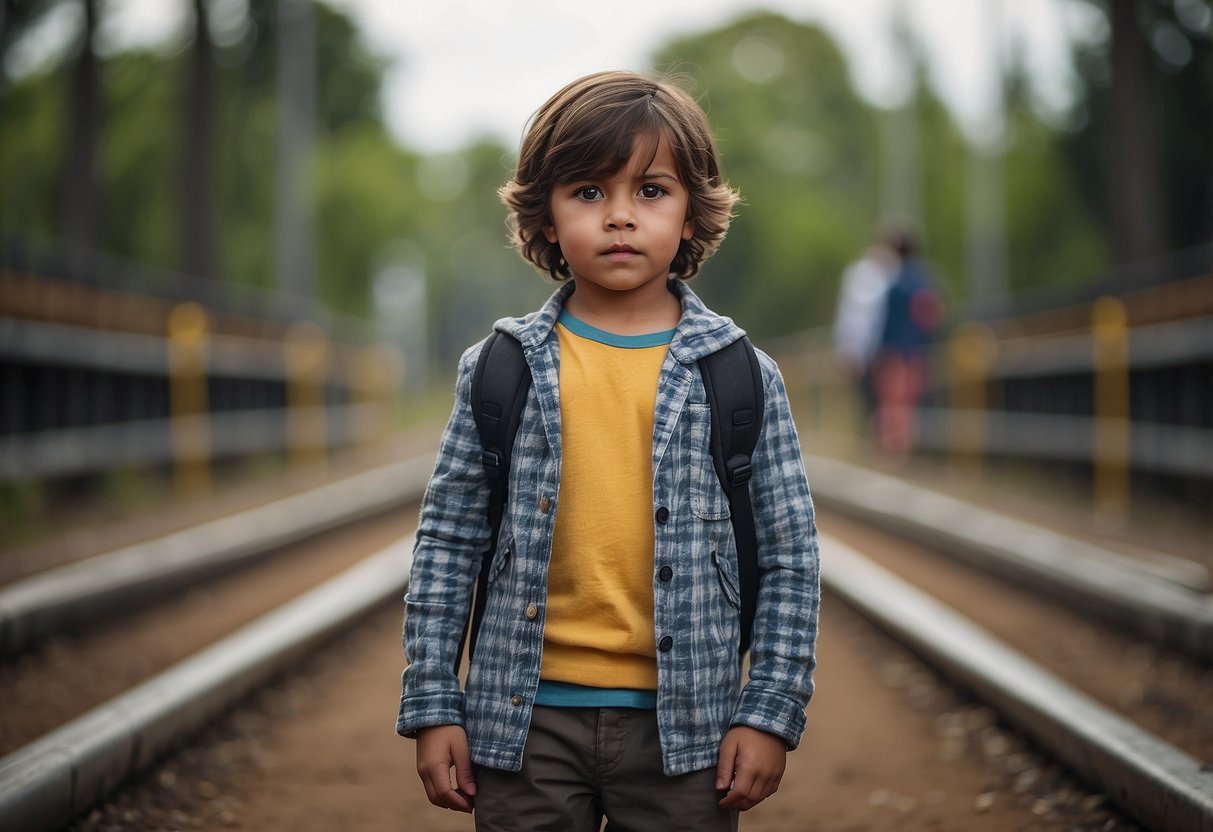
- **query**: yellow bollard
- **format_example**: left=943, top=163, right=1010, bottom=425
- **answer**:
left=1092, top=296, right=1130, bottom=519
left=349, top=344, right=404, bottom=446
left=167, top=302, right=211, bottom=497
left=947, top=322, right=997, bottom=475
left=285, top=321, right=331, bottom=471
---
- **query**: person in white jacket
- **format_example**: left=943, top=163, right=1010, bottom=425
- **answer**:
left=832, top=239, right=897, bottom=427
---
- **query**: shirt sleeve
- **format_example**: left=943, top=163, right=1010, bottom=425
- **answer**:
left=396, top=342, right=494, bottom=737
left=729, top=351, right=821, bottom=749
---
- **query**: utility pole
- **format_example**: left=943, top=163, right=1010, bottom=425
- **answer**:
left=880, top=0, right=924, bottom=232
left=274, top=0, right=318, bottom=310
left=964, top=0, right=1009, bottom=317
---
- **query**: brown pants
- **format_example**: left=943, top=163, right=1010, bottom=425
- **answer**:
left=474, top=706, right=738, bottom=832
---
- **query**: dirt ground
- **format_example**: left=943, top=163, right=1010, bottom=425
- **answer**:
left=16, top=424, right=1183, bottom=830
left=0, top=508, right=418, bottom=756
left=69, top=597, right=1137, bottom=832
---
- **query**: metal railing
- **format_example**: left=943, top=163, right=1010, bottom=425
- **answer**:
left=779, top=275, right=1213, bottom=517
left=1, top=271, right=403, bottom=495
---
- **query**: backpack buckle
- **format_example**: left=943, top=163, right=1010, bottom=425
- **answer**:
left=482, top=449, right=502, bottom=478
left=727, top=454, right=752, bottom=487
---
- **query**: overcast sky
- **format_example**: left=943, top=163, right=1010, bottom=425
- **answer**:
left=15, top=0, right=1097, bottom=153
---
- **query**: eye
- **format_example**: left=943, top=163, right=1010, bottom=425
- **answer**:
left=639, top=183, right=667, bottom=199
left=574, top=186, right=602, bottom=201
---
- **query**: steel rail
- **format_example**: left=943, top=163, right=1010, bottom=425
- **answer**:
left=4, top=451, right=1209, bottom=666
left=0, top=536, right=413, bottom=832
left=806, top=454, right=1213, bottom=661
left=0, top=453, right=433, bottom=654
left=823, top=536, right=1213, bottom=832
left=2, top=523, right=1209, bottom=829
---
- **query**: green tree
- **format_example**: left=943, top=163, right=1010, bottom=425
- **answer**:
left=0, top=0, right=104, bottom=260
left=651, top=13, right=880, bottom=337
left=1000, top=57, right=1109, bottom=294
left=412, top=137, right=549, bottom=363
left=1064, top=0, right=1212, bottom=263
left=649, top=11, right=1114, bottom=328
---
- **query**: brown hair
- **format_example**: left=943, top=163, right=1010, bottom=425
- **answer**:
left=499, top=70, right=739, bottom=281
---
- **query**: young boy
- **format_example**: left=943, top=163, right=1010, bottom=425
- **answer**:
left=397, top=70, right=820, bottom=831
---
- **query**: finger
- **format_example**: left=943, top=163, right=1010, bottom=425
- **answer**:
left=422, top=761, right=459, bottom=810
left=733, top=766, right=759, bottom=804
left=714, top=735, right=738, bottom=792
left=431, top=765, right=475, bottom=812
left=418, top=766, right=441, bottom=807
left=751, top=774, right=779, bottom=807
left=451, top=738, right=477, bottom=798
left=718, top=770, right=758, bottom=810
left=454, top=766, right=477, bottom=801
left=442, top=784, right=475, bottom=813
left=718, top=788, right=757, bottom=811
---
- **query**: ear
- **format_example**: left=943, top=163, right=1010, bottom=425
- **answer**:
left=543, top=222, right=559, bottom=244
left=682, top=217, right=694, bottom=241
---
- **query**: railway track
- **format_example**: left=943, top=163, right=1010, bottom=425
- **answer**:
left=0, top=451, right=1209, bottom=831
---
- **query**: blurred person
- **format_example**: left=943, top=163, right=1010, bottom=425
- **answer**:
left=872, top=228, right=945, bottom=459
left=396, top=71, right=820, bottom=831
left=832, top=236, right=897, bottom=431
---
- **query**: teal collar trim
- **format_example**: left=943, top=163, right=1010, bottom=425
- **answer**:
left=557, top=310, right=675, bottom=349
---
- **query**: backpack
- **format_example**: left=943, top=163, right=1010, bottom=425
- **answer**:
left=879, top=258, right=943, bottom=355
left=455, top=330, right=764, bottom=672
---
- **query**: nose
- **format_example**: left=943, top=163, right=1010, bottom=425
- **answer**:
left=604, top=197, right=636, bottom=230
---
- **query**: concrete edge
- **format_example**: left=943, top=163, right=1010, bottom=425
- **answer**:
left=4, top=448, right=1208, bottom=664
left=0, top=535, right=414, bottom=831
left=0, top=453, right=434, bottom=655
left=807, top=454, right=1213, bottom=663
left=821, top=533, right=1213, bottom=832
left=4, top=446, right=1209, bottom=666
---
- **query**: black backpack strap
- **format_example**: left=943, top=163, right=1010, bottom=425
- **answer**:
left=698, top=337, right=764, bottom=655
left=457, top=331, right=531, bottom=672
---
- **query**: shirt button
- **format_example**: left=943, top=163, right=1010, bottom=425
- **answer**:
left=511, top=694, right=523, bottom=706
left=525, top=603, right=538, bottom=620
left=539, top=495, right=551, bottom=514
left=655, top=506, right=670, bottom=524
left=658, top=635, right=673, bottom=652
left=658, top=565, right=673, bottom=582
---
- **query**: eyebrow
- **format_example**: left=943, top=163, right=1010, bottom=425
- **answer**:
left=563, top=167, right=681, bottom=186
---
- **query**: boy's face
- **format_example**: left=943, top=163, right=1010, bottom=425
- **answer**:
left=543, top=134, right=693, bottom=300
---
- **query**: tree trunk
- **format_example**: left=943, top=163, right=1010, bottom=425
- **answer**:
left=1108, top=0, right=1166, bottom=264
left=182, top=0, right=217, bottom=288
left=61, top=0, right=100, bottom=268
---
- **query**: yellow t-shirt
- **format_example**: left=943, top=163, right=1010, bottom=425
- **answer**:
left=541, top=312, right=673, bottom=690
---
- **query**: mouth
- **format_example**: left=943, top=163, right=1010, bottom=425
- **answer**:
left=603, top=243, right=640, bottom=258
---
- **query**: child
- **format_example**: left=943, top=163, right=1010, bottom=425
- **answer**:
left=397, top=70, right=820, bottom=831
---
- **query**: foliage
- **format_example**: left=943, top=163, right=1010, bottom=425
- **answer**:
left=1062, top=0, right=1213, bottom=259
left=1, top=0, right=1194, bottom=367
left=0, top=65, right=65, bottom=241
left=651, top=13, right=880, bottom=336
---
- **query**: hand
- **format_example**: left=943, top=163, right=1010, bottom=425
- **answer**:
left=715, top=726, right=787, bottom=811
left=416, top=724, right=477, bottom=812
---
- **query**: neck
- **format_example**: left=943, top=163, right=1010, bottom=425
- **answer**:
left=564, top=279, right=682, bottom=335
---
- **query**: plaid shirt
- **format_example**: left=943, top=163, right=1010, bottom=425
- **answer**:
left=397, top=280, right=820, bottom=776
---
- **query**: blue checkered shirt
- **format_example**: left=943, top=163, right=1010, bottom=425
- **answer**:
left=397, top=280, right=820, bottom=776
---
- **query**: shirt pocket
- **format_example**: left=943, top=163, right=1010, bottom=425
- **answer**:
left=683, top=403, right=732, bottom=521
left=712, top=545, right=741, bottom=610
left=488, top=535, right=513, bottom=584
